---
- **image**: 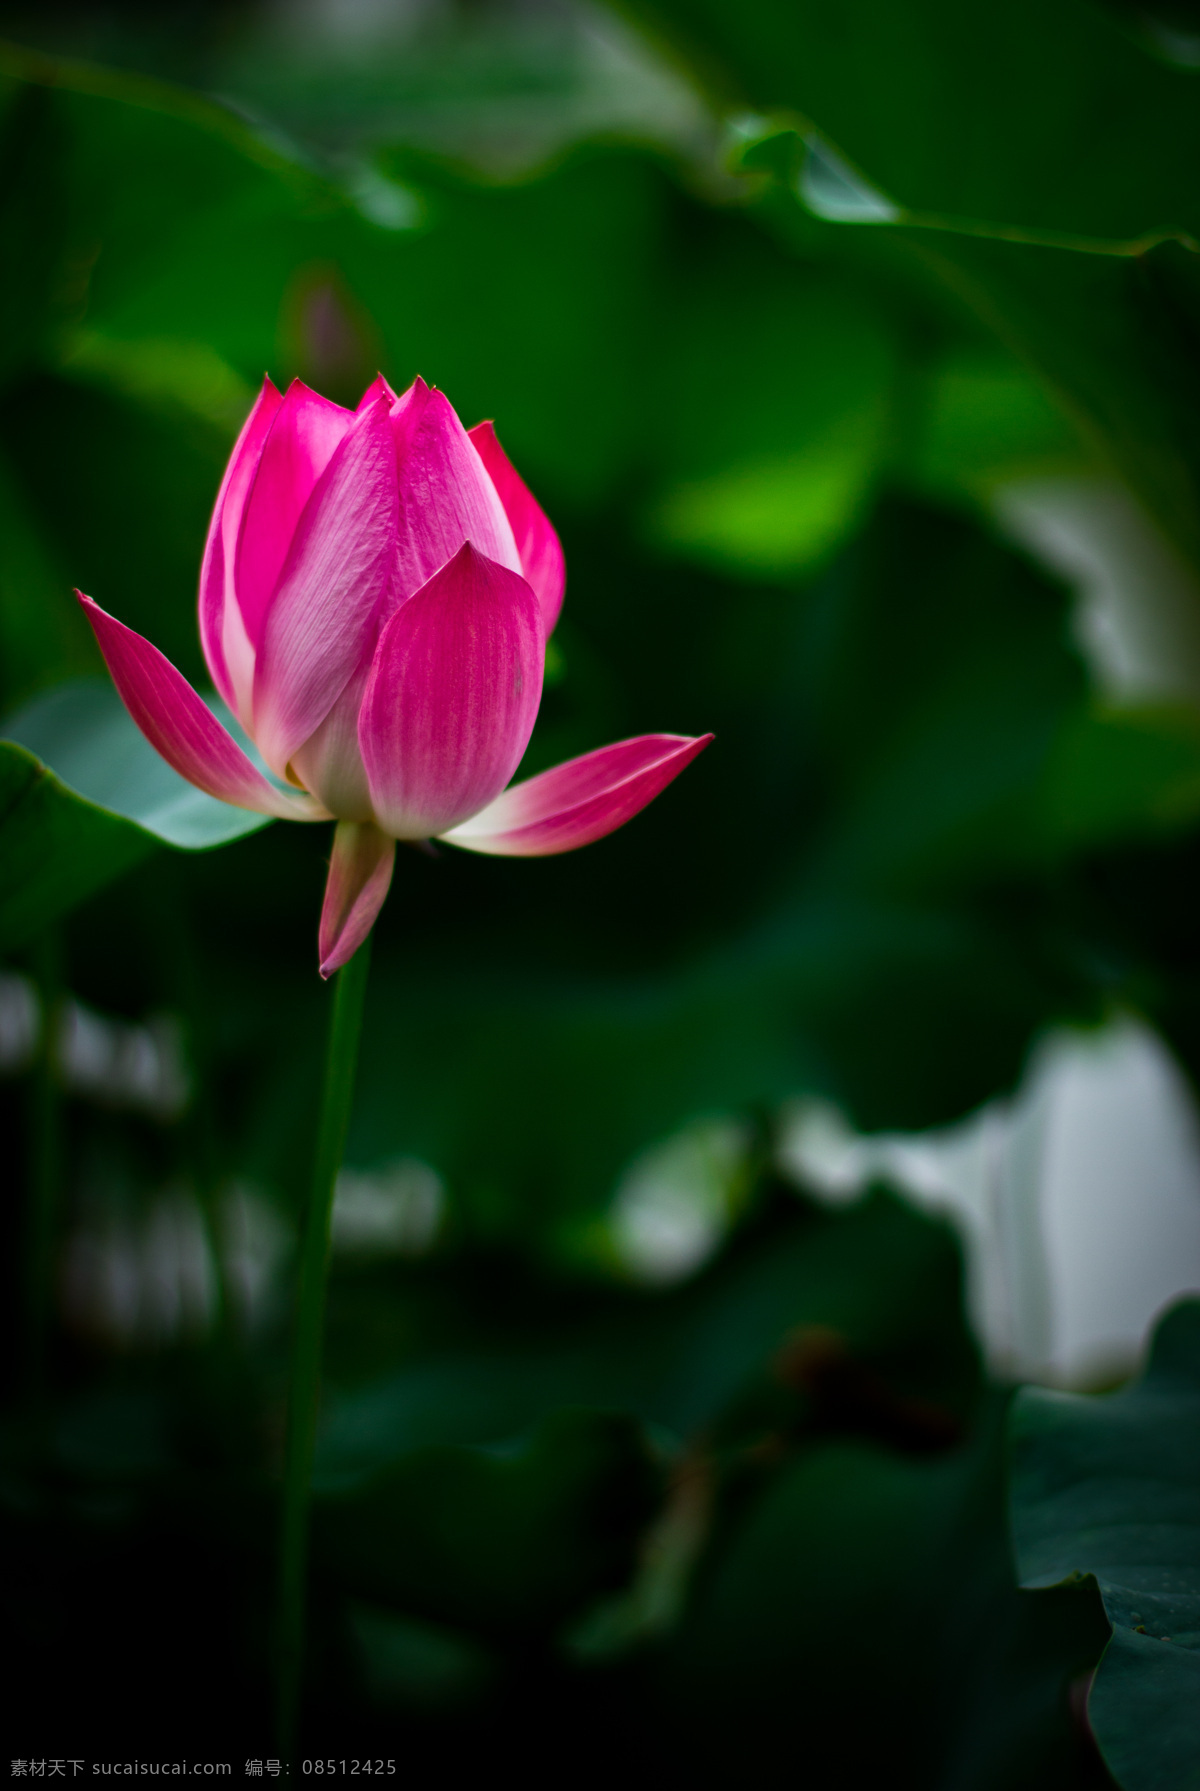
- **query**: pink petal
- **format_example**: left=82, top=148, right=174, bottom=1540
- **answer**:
left=199, top=377, right=282, bottom=723
left=77, top=594, right=327, bottom=822
left=391, top=382, right=521, bottom=605
left=441, top=733, right=713, bottom=856
left=359, top=543, right=543, bottom=839
left=234, top=379, right=355, bottom=650
left=252, top=397, right=399, bottom=782
left=318, top=819, right=396, bottom=978
left=356, top=373, right=400, bottom=412
left=468, top=421, right=565, bottom=636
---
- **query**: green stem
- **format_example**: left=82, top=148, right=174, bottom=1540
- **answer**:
left=275, top=936, right=372, bottom=1757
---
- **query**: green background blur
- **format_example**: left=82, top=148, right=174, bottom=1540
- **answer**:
left=4, top=0, right=1200, bottom=1780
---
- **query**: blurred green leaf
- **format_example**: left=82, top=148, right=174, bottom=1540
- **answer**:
left=1040, top=704, right=1200, bottom=851
left=0, top=735, right=152, bottom=952
left=652, top=433, right=874, bottom=578
left=348, top=146, right=666, bottom=509
left=638, top=0, right=1200, bottom=245
left=626, top=0, right=1200, bottom=573
left=0, top=679, right=270, bottom=950
left=345, top=1604, right=495, bottom=1714
left=7, top=377, right=236, bottom=687
left=4, top=679, right=270, bottom=849
left=319, top=1195, right=976, bottom=1466
left=908, top=346, right=1083, bottom=501
left=0, top=444, right=94, bottom=712
left=647, top=247, right=896, bottom=578
left=903, top=233, right=1200, bottom=575
left=657, top=1414, right=1108, bottom=1786
left=316, top=1408, right=661, bottom=1639
left=59, top=330, right=255, bottom=433
left=0, top=78, right=67, bottom=391
left=0, top=38, right=329, bottom=353
left=4, top=11, right=1200, bottom=1774
left=800, top=496, right=1086, bottom=895
left=1011, top=1299, right=1200, bottom=1790
left=349, top=893, right=1070, bottom=1223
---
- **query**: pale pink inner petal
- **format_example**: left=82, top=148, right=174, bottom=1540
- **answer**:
left=198, top=377, right=282, bottom=720
left=468, top=421, right=565, bottom=636
left=442, top=733, right=712, bottom=856
left=318, top=818, right=396, bottom=978
left=220, top=590, right=257, bottom=734
left=391, top=384, right=520, bottom=608
left=252, top=398, right=400, bottom=781
left=288, top=668, right=374, bottom=822
left=234, top=380, right=355, bottom=651
left=359, top=543, right=543, bottom=840
left=78, top=593, right=327, bottom=823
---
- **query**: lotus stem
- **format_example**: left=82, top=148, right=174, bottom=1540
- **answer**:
left=276, top=933, right=372, bottom=1757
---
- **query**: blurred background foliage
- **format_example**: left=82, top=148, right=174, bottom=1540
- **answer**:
left=3, top=0, right=1200, bottom=1782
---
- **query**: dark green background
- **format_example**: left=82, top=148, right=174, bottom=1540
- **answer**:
left=3, top=1, right=1200, bottom=1780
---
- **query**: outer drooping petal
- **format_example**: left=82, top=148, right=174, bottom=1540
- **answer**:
left=318, top=819, right=396, bottom=978
left=441, top=733, right=712, bottom=856
left=359, top=543, right=543, bottom=840
left=234, top=380, right=356, bottom=650
left=199, top=377, right=282, bottom=723
left=468, top=421, right=565, bottom=636
left=252, top=398, right=399, bottom=782
left=391, top=382, right=520, bottom=606
left=78, top=595, right=327, bottom=822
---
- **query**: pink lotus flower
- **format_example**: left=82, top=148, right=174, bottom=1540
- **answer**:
left=79, top=375, right=711, bottom=976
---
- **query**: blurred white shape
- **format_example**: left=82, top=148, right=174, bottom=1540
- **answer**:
left=0, top=976, right=190, bottom=1117
left=1147, top=23, right=1200, bottom=67
left=0, top=970, right=41, bottom=1069
left=780, top=1095, right=1022, bottom=1373
left=140, top=1187, right=219, bottom=1343
left=255, top=0, right=709, bottom=177
left=1028, top=1021, right=1200, bottom=1386
left=567, top=2, right=710, bottom=157
left=219, top=1181, right=294, bottom=1332
left=58, top=1001, right=190, bottom=1119
left=332, top=1157, right=444, bottom=1256
left=611, top=1117, right=752, bottom=1285
left=995, top=477, right=1200, bottom=704
left=799, top=135, right=899, bottom=224
left=778, top=1015, right=1200, bottom=1386
left=63, top=1185, right=218, bottom=1348
left=342, top=161, right=422, bottom=230
left=271, top=0, right=438, bottom=52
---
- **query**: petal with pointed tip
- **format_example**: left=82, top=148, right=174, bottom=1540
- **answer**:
left=252, top=398, right=399, bottom=780
left=199, top=377, right=282, bottom=720
left=360, top=543, right=543, bottom=839
left=442, top=733, right=712, bottom=856
left=78, top=594, right=326, bottom=822
left=234, top=379, right=355, bottom=648
left=391, top=383, right=520, bottom=606
left=356, top=373, right=400, bottom=412
left=318, top=819, right=395, bottom=978
left=468, top=421, right=564, bottom=635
